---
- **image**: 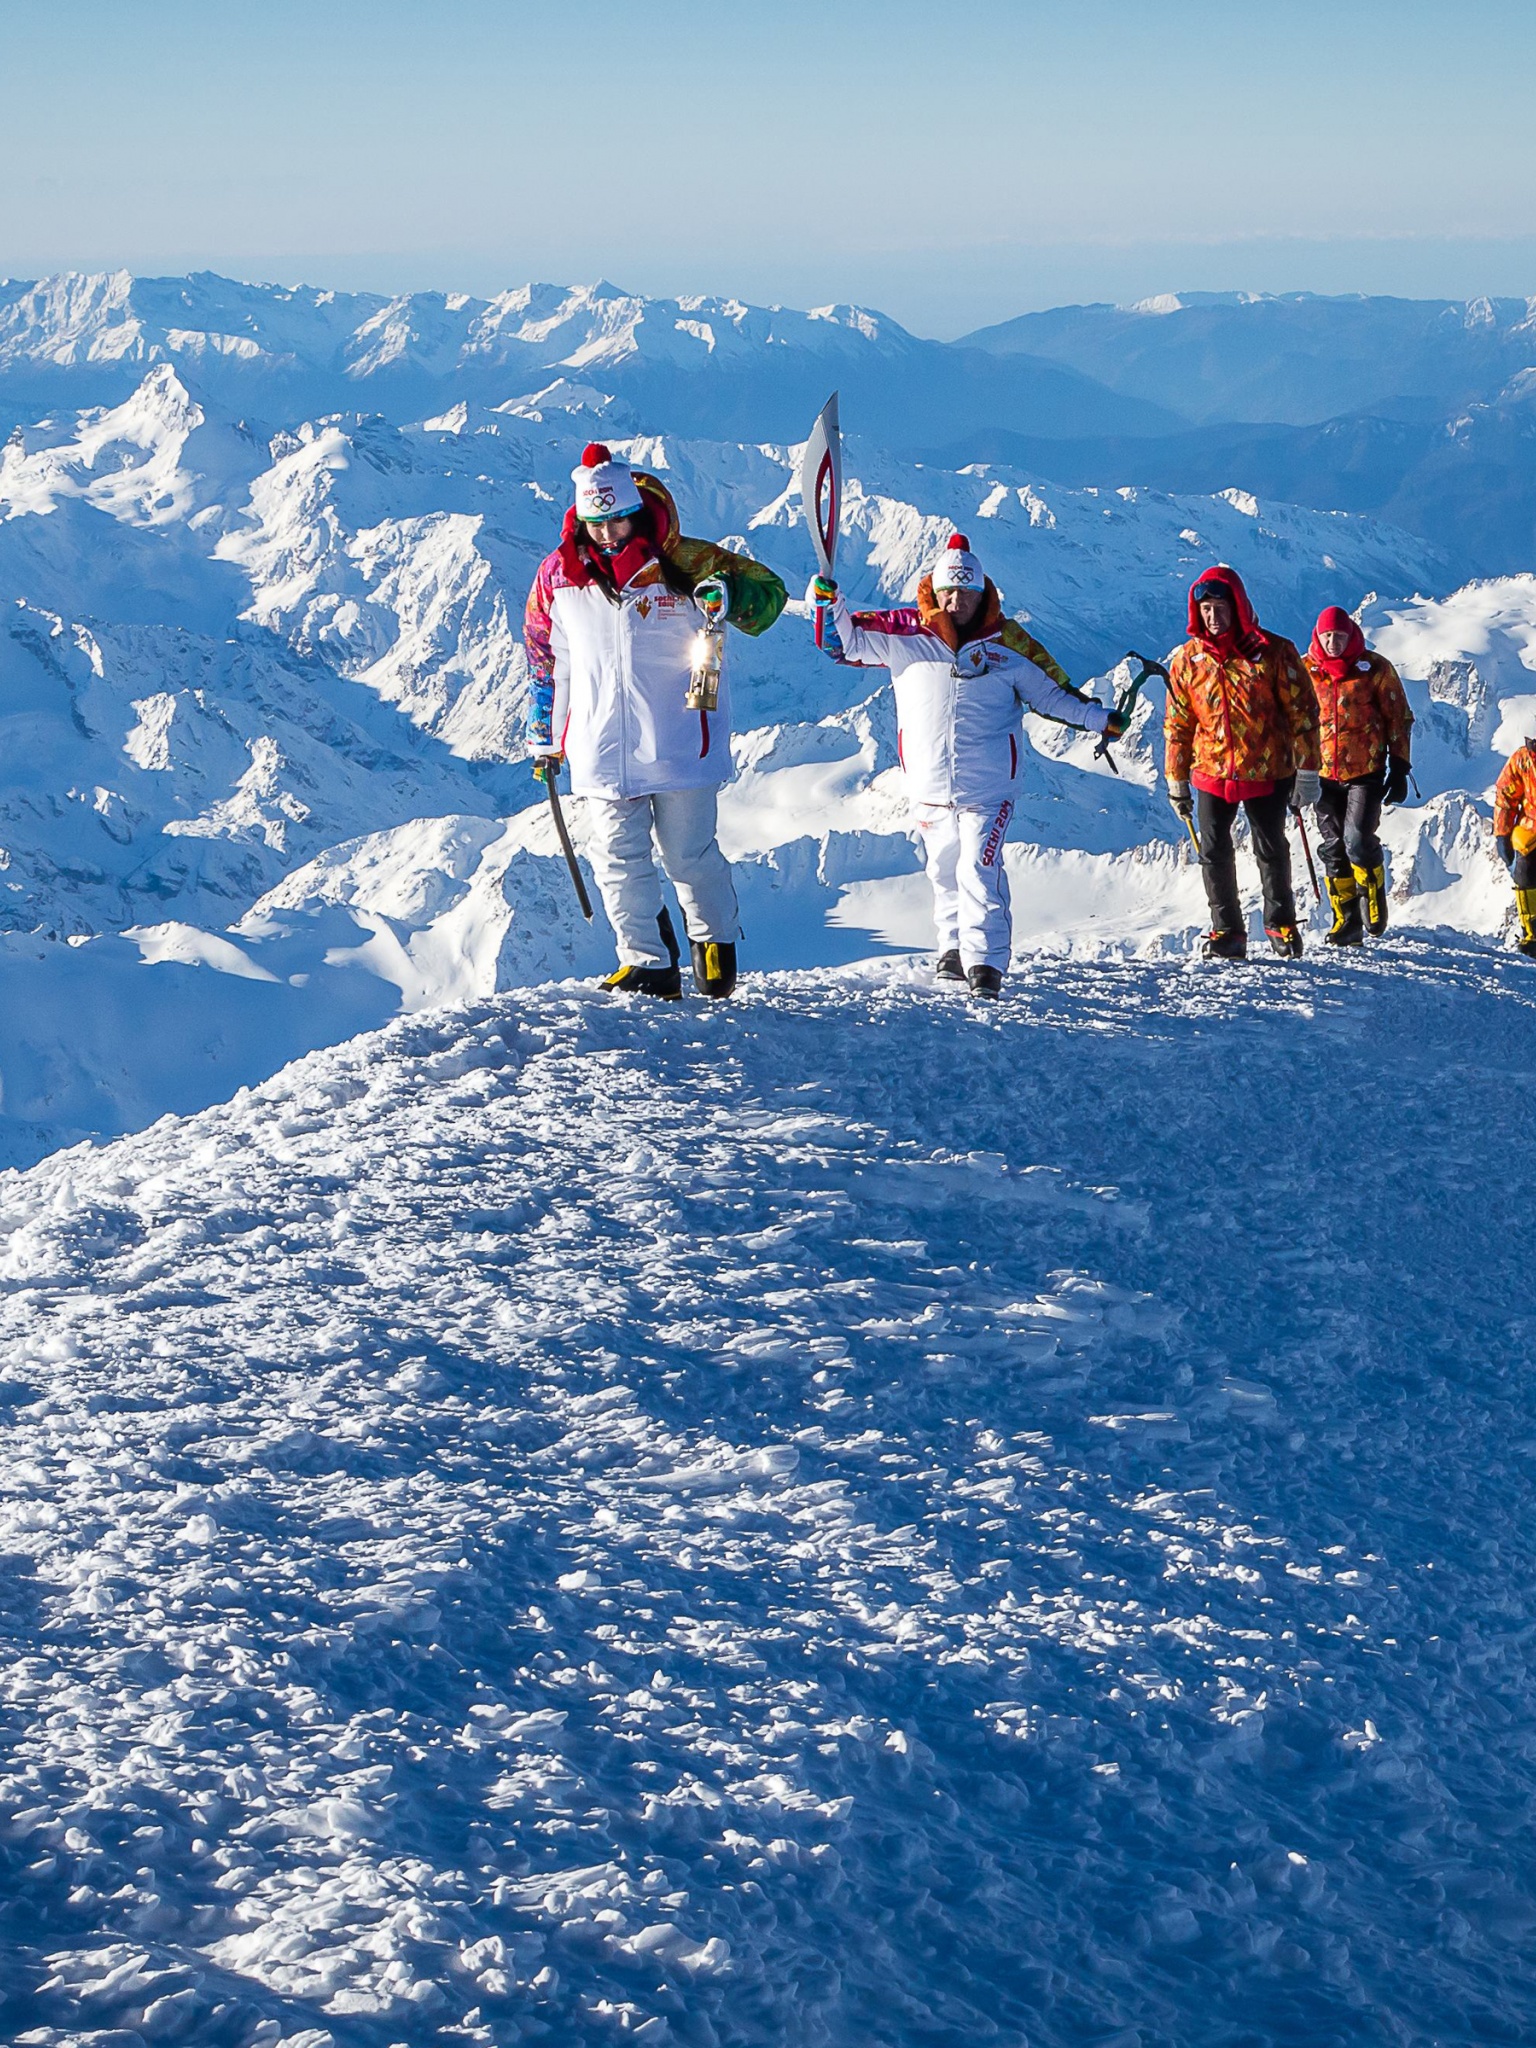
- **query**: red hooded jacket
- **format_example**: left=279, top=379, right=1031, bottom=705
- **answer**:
left=1164, top=566, right=1319, bottom=801
left=1302, top=607, right=1413, bottom=781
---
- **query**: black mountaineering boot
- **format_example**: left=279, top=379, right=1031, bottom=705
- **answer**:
left=1266, top=923, right=1304, bottom=958
left=934, top=949, right=965, bottom=982
left=1201, top=928, right=1247, bottom=961
left=967, top=965, right=1004, bottom=1001
left=690, top=939, right=738, bottom=999
left=1324, top=873, right=1364, bottom=946
left=601, top=904, right=683, bottom=996
left=600, top=962, right=682, bottom=999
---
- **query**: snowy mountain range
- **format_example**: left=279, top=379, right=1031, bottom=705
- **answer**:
left=10, top=276, right=1536, bottom=568
left=0, top=269, right=1530, bottom=1163
left=958, top=292, right=1536, bottom=573
left=0, top=272, right=1177, bottom=446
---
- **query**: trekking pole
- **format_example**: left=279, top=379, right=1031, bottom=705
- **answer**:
left=1094, top=651, right=1170, bottom=775
left=545, top=766, right=594, bottom=920
left=1290, top=805, right=1322, bottom=902
left=1182, top=812, right=1201, bottom=859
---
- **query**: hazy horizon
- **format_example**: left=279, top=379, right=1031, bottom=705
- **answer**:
left=5, top=0, right=1535, bottom=338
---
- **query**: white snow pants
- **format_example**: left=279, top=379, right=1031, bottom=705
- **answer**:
left=914, top=798, right=1015, bottom=972
left=584, top=788, right=740, bottom=966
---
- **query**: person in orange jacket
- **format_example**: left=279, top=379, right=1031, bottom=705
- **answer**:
left=1164, top=565, right=1320, bottom=960
left=1302, top=606, right=1414, bottom=944
left=1494, top=735, right=1536, bottom=957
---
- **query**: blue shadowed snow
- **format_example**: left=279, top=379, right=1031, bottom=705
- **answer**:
left=0, top=940, right=1534, bottom=2045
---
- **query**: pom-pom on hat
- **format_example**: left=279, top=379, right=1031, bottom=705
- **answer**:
left=572, top=441, right=643, bottom=523
left=931, top=532, right=985, bottom=592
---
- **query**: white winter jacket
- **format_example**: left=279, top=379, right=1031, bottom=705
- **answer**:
left=820, top=587, right=1109, bottom=809
left=544, top=563, right=729, bottom=800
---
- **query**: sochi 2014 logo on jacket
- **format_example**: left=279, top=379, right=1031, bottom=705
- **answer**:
left=955, top=642, right=1004, bottom=677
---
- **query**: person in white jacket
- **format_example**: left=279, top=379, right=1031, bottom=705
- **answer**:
left=525, top=444, right=787, bottom=998
left=809, top=534, right=1126, bottom=997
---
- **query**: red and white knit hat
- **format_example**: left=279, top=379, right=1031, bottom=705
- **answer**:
left=572, top=442, right=642, bottom=523
left=932, top=532, right=984, bottom=592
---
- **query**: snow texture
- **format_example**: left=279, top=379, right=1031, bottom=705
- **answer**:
left=0, top=944, right=1533, bottom=2045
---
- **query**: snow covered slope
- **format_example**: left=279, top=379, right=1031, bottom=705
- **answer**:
left=2, top=947, right=1535, bottom=2045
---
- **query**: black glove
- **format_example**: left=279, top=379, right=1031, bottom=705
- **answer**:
left=1497, top=834, right=1516, bottom=870
left=1382, top=756, right=1410, bottom=807
left=1168, top=780, right=1193, bottom=821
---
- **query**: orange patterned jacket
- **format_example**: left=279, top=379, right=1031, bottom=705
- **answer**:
left=1494, top=748, right=1536, bottom=836
left=1303, top=651, right=1413, bottom=782
left=1165, top=566, right=1318, bottom=799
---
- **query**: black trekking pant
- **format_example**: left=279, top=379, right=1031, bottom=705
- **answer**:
left=1197, top=786, right=1297, bottom=937
left=1514, top=853, right=1536, bottom=891
left=1315, top=771, right=1384, bottom=878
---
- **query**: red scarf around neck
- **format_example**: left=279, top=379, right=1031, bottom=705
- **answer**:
left=1308, top=605, right=1367, bottom=680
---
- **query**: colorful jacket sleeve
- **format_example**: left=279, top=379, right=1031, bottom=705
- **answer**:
left=1164, top=649, right=1195, bottom=784
left=998, top=619, right=1082, bottom=697
left=1375, top=657, right=1414, bottom=761
left=816, top=593, right=926, bottom=668
left=523, top=553, right=562, bottom=753
left=1275, top=638, right=1320, bottom=774
left=669, top=538, right=788, bottom=637
left=1495, top=755, right=1526, bottom=835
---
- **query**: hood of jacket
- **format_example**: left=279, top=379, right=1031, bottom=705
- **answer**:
left=1307, top=605, right=1369, bottom=681
left=1188, top=564, right=1268, bottom=661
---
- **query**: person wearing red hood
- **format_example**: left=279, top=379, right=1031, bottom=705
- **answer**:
left=1302, top=607, right=1414, bottom=944
left=1164, top=566, right=1320, bottom=960
left=524, top=445, right=786, bottom=999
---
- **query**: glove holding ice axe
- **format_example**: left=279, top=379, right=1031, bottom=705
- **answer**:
left=1290, top=766, right=1323, bottom=902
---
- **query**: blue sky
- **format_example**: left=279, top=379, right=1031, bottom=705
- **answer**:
left=3, top=0, right=1534, bottom=333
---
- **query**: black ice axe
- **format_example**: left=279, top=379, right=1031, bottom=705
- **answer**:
left=1094, top=651, right=1170, bottom=774
left=544, top=766, right=593, bottom=920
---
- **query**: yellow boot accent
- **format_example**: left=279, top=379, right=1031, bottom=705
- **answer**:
left=600, top=961, right=682, bottom=998
left=1352, top=861, right=1389, bottom=936
left=1516, top=886, right=1536, bottom=956
left=704, top=944, right=722, bottom=982
left=1324, top=872, right=1363, bottom=946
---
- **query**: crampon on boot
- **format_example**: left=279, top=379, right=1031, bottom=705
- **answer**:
left=1516, top=885, right=1536, bottom=959
left=1353, top=862, right=1389, bottom=936
left=1266, top=923, right=1305, bottom=958
left=690, top=939, right=737, bottom=999
left=967, top=965, right=1004, bottom=1001
left=602, top=907, right=683, bottom=998
left=934, top=949, right=965, bottom=982
left=1324, top=873, right=1364, bottom=947
left=1201, top=928, right=1247, bottom=961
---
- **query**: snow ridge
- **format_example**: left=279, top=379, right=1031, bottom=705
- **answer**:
left=2, top=950, right=1536, bottom=2042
